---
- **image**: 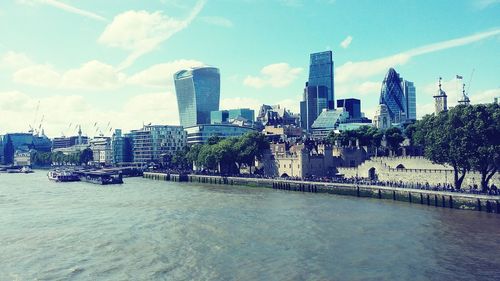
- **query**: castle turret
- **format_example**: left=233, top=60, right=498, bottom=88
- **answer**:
left=433, top=77, right=448, bottom=114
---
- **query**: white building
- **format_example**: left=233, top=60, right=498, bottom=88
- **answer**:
left=373, top=104, right=391, bottom=130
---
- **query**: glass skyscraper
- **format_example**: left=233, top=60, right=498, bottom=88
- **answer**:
left=403, top=80, right=416, bottom=121
left=379, top=68, right=406, bottom=123
left=300, top=84, right=328, bottom=132
left=174, top=67, right=220, bottom=128
left=308, top=51, right=334, bottom=109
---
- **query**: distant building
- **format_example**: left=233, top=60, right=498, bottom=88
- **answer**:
left=337, top=98, right=361, bottom=119
left=310, top=108, right=350, bottom=139
left=379, top=68, right=406, bottom=124
left=52, top=136, right=89, bottom=150
left=433, top=77, right=448, bottom=114
left=129, top=125, right=186, bottom=165
left=373, top=104, right=391, bottom=130
left=257, top=104, right=297, bottom=126
left=1, top=132, right=51, bottom=156
left=403, top=80, right=417, bottom=121
left=111, top=129, right=132, bottom=165
left=211, top=108, right=255, bottom=124
left=300, top=84, right=328, bottom=132
left=185, top=124, right=255, bottom=145
left=14, top=150, right=32, bottom=166
left=263, top=125, right=303, bottom=142
left=90, top=136, right=112, bottom=166
left=308, top=51, right=334, bottom=109
left=174, top=66, right=220, bottom=127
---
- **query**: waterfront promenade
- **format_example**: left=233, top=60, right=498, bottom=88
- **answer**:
left=144, top=172, right=500, bottom=214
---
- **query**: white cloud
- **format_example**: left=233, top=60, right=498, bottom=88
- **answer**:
left=336, top=81, right=380, bottom=98
left=1, top=51, right=34, bottom=70
left=12, top=60, right=124, bottom=90
left=335, top=28, right=500, bottom=83
left=128, top=59, right=204, bottom=88
left=200, top=16, right=233, bottom=28
left=98, top=0, right=206, bottom=70
left=13, top=64, right=61, bottom=87
left=220, top=97, right=263, bottom=114
left=340, top=35, right=353, bottom=49
left=17, top=0, right=107, bottom=21
left=0, top=90, right=180, bottom=137
left=475, top=0, right=500, bottom=9
left=244, top=63, right=303, bottom=89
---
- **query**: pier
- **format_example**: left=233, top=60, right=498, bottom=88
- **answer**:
left=143, top=172, right=500, bottom=214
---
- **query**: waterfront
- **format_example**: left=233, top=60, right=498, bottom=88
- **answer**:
left=1, top=173, right=499, bottom=280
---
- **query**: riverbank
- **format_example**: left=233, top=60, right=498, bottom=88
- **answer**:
left=143, top=172, right=500, bottom=214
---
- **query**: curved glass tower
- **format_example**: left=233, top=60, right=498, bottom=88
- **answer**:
left=379, top=68, right=406, bottom=123
left=174, top=67, right=220, bottom=128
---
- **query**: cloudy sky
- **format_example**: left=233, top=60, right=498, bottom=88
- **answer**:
left=0, top=0, right=499, bottom=137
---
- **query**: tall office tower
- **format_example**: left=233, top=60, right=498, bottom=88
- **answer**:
left=174, top=66, right=220, bottom=128
left=336, top=98, right=361, bottom=119
left=308, top=51, right=334, bottom=109
left=379, top=68, right=406, bottom=123
left=300, top=84, right=328, bottom=132
left=403, top=80, right=416, bottom=121
left=433, top=77, right=448, bottom=114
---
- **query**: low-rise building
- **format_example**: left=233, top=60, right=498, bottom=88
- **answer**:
left=90, top=136, right=112, bottom=166
left=185, top=124, right=255, bottom=145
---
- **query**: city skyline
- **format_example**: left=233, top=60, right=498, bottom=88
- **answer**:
left=0, top=0, right=499, bottom=137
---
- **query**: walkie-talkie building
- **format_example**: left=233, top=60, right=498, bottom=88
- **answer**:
left=174, top=67, right=220, bottom=128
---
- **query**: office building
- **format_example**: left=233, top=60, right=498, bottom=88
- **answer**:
left=174, top=67, right=220, bottom=127
left=300, top=84, right=328, bottom=132
left=211, top=108, right=255, bottom=124
left=129, top=125, right=187, bottom=164
left=403, top=80, right=417, bottom=121
left=308, top=51, right=334, bottom=109
left=379, top=68, right=406, bottom=123
left=257, top=104, right=297, bottom=126
left=310, top=108, right=350, bottom=139
left=185, top=124, right=255, bottom=145
left=336, top=98, right=361, bottom=119
left=112, top=129, right=132, bottom=165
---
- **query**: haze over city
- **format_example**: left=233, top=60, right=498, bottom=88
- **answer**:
left=0, top=0, right=499, bottom=136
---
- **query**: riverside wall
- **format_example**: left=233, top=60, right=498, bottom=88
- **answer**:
left=143, top=172, right=500, bottom=214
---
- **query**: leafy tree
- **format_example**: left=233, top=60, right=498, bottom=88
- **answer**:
left=466, top=103, right=500, bottom=191
left=79, top=148, right=93, bottom=165
left=207, top=135, right=222, bottom=145
left=171, top=147, right=191, bottom=170
left=384, top=127, right=405, bottom=155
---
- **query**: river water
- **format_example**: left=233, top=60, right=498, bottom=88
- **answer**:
left=0, top=172, right=499, bottom=281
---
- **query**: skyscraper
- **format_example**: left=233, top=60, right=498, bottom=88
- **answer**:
left=379, top=68, right=406, bottom=123
left=308, top=51, right=334, bottom=109
left=300, top=84, right=328, bottom=131
left=403, top=80, right=416, bottom=121
left=336, top=98, right=361, bottom=119
left=174, top=67, right=220, bottom=128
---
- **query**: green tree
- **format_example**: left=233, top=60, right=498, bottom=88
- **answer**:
left=385, top=127, right=405, bottom=155
left=79, top=148, right=93, bottom=165
left=466, top=103, right=500, bottom=191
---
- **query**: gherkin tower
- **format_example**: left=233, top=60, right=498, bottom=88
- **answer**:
left=379, top=68, right=406, bottom=123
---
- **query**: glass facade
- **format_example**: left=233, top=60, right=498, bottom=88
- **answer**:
left=336, top=98, right=361, bottom=119
left=129, top=125, right=187, bottom=164
left=308, top=51, right=334, bottom=109
left=174, top=67, right=220, bottom=128
left=300, top=85, right=328, bottom=132
left=379, top=68, right=406, bottom=123
left=210, top=108, right=255, bottom=124
left=185, top=124, right=256, bottom=145
left=403, top=80, right=416, bottom=121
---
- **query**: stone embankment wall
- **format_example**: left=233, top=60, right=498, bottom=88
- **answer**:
left=338, top=156, right=500, bottom=187
left=143, top=172, right=500, bottom=214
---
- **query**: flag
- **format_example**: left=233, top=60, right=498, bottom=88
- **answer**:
left=456, top=75, right=463, bottom=79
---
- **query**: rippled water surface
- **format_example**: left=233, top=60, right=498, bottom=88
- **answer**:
left=1, top=172, right=499, bottom=280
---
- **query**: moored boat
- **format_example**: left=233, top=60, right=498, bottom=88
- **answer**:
left=47, top=170, right=80, bottom=182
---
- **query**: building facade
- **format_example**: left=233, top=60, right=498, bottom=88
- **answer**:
left=185, top=124, right=256, bottom=145
left=337, top=98, right=361, bottom=119
left=310, top=108, right=350, bottom=139
left=373, top=104, right=391, bottom=130
left=112, top=129, right=133, bottom=165
left=90, top=136, right=113, bottom=166
left=211, top=108, right=255, bottom=124
left=174, top=67, right=220, bottom=127
left=129, top=125, right=187, bottom=165
left=300, top=84, right=328, bottom=132
left=308, top=51, right=334, bottom=109
left=403, top=80, right=417, bottom=121
left=379, top=68, right=406, bottom=124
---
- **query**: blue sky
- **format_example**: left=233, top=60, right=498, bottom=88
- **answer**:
left=0, top=0, right=499, bottom=137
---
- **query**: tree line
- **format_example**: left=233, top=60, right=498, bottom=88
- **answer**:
left=30, top=148, right=94, bottom=166
left=170, top=132, right=269, bottom=175
left=412, top=103, right=499, bottom=191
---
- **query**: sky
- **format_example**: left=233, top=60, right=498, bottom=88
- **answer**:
left=0, top=0, right=499, bottom=137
